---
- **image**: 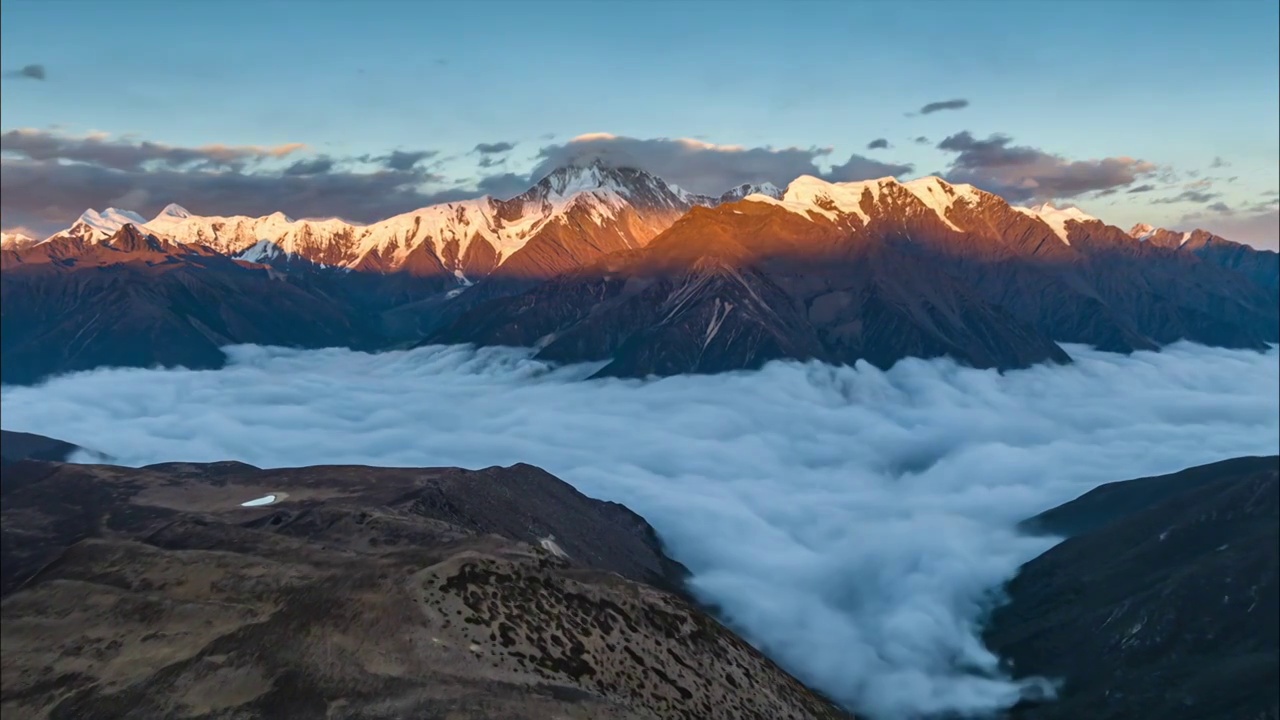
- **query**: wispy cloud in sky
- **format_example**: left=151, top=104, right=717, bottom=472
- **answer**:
left=919, top=98, right=969, bottom=114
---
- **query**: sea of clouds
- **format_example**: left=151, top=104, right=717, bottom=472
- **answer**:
left=3, top=341, right=1277, bottom=719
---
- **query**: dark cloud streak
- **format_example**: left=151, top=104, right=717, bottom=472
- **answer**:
left=936, top=131, right=1158, bottom=202
left=1152, top=189, right=1220, bottom=204
left=474, top=141, right=516, bottom=154
left=1, top=129, right=305, bottom=172
left=919, top=98, right=969, bottom=114
left=283, top=156, right=335, bottom=176
left=4, top=64, right=46, bottom=80
left=382, top=150, right=437, bottom=171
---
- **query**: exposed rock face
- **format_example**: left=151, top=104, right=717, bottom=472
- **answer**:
left=0, top=446, right=850, bottom=720
left=984, top=456, right=1280, bottom=720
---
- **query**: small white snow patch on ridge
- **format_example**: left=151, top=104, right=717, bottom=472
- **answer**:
left=539, top=536, right=569, bottom=559
left=1014, top=202, right=1097, bottom=245
left=900, top=177, right=985, bottom=231
left=237, top=240, right=284, bottom=263
left=241, top=494, right=278, bottom=507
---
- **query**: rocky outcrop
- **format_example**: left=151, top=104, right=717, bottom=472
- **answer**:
left=984, top=456, right=1280, bottom=720
left=0, top=444, right=850, bottom=720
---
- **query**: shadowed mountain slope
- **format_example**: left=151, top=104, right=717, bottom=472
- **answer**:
left=985, top=455, right=1280, bottom=720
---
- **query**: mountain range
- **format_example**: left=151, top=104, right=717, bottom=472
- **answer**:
left=2, top=163, right=1276, bottom=383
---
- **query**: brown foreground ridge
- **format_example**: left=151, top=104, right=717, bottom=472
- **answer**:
left=0, top=438, right=850, bottom=720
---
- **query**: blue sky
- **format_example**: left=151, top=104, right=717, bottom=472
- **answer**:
left=2, top=0, right=1277, bottom=246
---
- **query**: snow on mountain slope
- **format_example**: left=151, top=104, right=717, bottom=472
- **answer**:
left=671, top=181, right=783, bottom=206
left=744, top=175, right=988, bottom=231
left=78, top=208, right=149, bottom=235
left=718, top=182, right=784, bottom=202
left=348, top=165, right=657, bottom=271
left=146, top=203, right=194, bottom=227
left=36, top=166, right=1253, bottom=280
left=1012, top=203, right=1098, bottom=245
left=1127, top=223, right=1193, bottom=248
left=40, top=208, right=154, bottom=244
left=1, top=232, right=37, bottom=250
left=146, top=210, right=356, bottom=266
left=1129, top=223, right=1157, bottom=241
left=236, top=239, right=290, bottom=264
left=89, top=164, right=699, bottom=277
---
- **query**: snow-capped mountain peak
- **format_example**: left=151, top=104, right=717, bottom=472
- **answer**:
left=538, top=161, right=633, bottom=198
left=1129, top=223, right=1157, bottom=240
left=1126, top=223, right=1199, bottom=248
left=152, top=203, right=193, bottom=222
left=719, top=182, right=784, bottom=202
left=76, top=208, right=149, bottom=236
left=236, top=239, right=289, bottom=263
left=528, top=163, right=691, bottom=216
left=1013, top=202, right=1098, bottom=245
left=756, top=174, right=882, bottom=222
left=1, top=232, right=38, bottom=250
left=746, top=174, right=983, bottom=232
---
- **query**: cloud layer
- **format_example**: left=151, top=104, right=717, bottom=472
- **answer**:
left=0, top=129, right=472, bottom=232
left=3, top=127, right=1270, bottom=249
left=3, top=342, right=1275, bottom=719
left=1, top=128, right=305, bottom=171
left=520, top=133, right=914, bottom=196
left=938, top=131, right=1159, bottom=202
left=0, top=129, right=921, bottom=234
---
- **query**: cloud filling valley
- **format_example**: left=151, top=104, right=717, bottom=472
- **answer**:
left=2, top=342, right=1277, bottom=719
